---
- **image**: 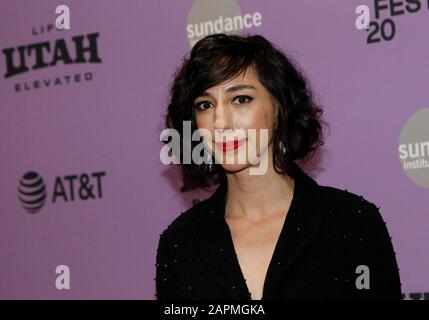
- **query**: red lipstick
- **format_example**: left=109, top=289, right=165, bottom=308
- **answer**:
left=216, top=139, right=246, bottom=152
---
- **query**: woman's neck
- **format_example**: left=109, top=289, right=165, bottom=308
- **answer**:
left=224, top=160, right=295, bottom=222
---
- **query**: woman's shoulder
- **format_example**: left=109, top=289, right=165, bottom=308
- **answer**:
left=316, top=183, right=389, bottom=237
left=319, top=184, right=380, bottom=212
left=159, top=198, right=210, bottom=241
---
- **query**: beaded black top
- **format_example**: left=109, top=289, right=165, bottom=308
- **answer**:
left=155, top=162, right=402, bottom=300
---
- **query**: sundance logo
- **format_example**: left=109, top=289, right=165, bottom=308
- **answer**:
left=17, top=171, right=106, bottom=214
left=18, top=171, right=47, bottom=214
left=187, top=0, right=262, bottom=47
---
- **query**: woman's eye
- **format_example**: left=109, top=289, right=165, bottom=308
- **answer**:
left=194, top=101, right=212, bottom=111
left=233, top=95, right=253, bottom=105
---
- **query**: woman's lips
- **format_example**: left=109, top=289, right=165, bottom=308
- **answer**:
left=215, top=139, right=246, bottom=152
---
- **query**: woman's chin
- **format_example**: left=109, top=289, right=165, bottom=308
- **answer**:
left=219, top=163, right=250, bottom=174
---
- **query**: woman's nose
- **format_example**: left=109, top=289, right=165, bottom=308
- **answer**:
left=213, top=101, right=230, bottom=131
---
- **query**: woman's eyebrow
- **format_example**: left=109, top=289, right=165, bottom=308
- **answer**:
left=196, top=84, right=257, bottom=99
left=225, top=84, right=256, bottom=93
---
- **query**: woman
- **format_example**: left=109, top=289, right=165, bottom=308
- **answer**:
left=156, top=33, right=402, bottom=300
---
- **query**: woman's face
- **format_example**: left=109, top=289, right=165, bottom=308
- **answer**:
left=193, top=66, right=277, bottom=174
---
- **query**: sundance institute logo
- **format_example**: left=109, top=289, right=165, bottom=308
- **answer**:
left=17, top=171, right=47, bottom=214
left=398, top=107, right=429, bottom=190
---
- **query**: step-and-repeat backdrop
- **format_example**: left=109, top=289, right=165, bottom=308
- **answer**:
left=1, top=0, right=428, bottom=299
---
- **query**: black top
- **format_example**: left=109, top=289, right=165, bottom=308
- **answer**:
left=155, top=163, right=402, bottom=300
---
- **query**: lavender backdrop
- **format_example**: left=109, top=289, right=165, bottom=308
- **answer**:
left=1, top=0, right=428, bottom=299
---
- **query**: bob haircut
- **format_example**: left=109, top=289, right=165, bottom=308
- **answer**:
left=164, top=33, right=327, bottom=192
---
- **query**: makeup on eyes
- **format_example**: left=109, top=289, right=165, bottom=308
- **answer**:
left=194, top=95, right=253, bottom=111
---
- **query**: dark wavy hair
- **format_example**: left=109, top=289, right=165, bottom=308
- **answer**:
left=164, top=33, right=328, bottom=192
